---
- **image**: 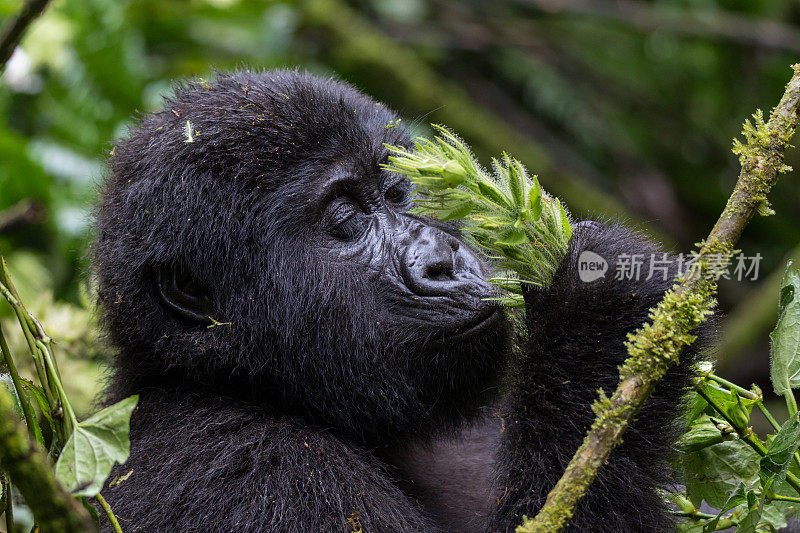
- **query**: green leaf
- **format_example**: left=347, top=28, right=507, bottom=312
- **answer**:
left=698, top=381, right=756, bottom=428
left=410, top=175, right=452, bottom=191
left=472, top=215, right=513, bottom=230
left=1, top=374, right=23, bottom=417
left=1, top=375, right=44, bottom=446
left=484, top=295, right=525, bottom=308
left=496, top=245, right=528, bottom=263
left=383, top=126, right=572, bottom=290
left=476, top=180, right=510, bottom=208
left=19, top=378, right=54, bottom=429
left=765, top=469, right=800, bottom=530
left=441, top=160, right=467, bottom=186
left=496, top=227, right=528, bottom=246
left=488, top=277, right=522, bottom=293
left=505, top=154, right=524, bottom=207
left=759, top=500, right=793, bottom=532
left=55, top=395, right=138, bottom=497
left=685, top=392, right=709, bottom=428
left=682, top=440, right=760, bottom=508
left=702, top=483, right=747, bottom=532
left=552, top=197, right=572, bottom=241
left=415, top=159, right=444, bottom=174
left=676, top=520, right=707, bottom=533
left=737, top=489, right=765, bottom=533
left=770, top=262, right=800, bottom=396
left=760, top=413, right=800, bottom=483
left=527, top=176, right=542, bottom=220
left=438, top=200, right=474, bottom=221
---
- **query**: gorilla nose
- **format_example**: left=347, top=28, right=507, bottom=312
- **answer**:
left=403, top=226, right=483, bottom=297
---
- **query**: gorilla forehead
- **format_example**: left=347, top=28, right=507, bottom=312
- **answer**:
left=111, top=68, right=408, bottom=192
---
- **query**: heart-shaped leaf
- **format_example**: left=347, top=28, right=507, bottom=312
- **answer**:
left=55, top=395, right=138, bottom=497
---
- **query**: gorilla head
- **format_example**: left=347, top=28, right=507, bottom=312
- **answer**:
left=94, top=69, right=511, bottom=447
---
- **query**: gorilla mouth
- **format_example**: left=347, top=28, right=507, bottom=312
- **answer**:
left=438, top=307, right=502, bottom=344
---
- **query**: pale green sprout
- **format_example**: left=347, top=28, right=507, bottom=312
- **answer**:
left=383, top=125, right=572, bottom=305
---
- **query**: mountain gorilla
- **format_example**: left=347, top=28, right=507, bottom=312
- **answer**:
left=94, top=69, right=709, bottom=532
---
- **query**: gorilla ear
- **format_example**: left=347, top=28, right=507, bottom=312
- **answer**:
left=155, top=265, right=213, bottom=323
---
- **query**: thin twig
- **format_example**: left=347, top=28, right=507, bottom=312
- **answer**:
left=519, top=65, right=800, bottom=532
left=756, top=402, right=782, bottom=431
left=95, top=493, right=123, bottom=533
left=0, top=0, right=51, bottom=71
left=0, top=199, right=46, bottom=234
left=1, top=471, right=13, bottom=533
left=771, top=494, right=800, bottom=504
left=705, top=372, right=758, bottom=400
left=0, top=323, right=40, bottom=442
left=785, top=389, right=799, bottom=417
left=671, top=509, right=735, bottom=521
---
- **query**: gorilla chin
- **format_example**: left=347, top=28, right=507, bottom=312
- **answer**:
left=308, top=294, right=512, bottom=447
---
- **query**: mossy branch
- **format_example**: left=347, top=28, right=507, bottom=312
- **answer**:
left=0, top=386, right=97, bottom=532
left=518, top=65, right=800, bottom=532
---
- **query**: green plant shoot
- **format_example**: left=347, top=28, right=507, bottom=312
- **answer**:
left=383, top=125, right=572, bottom=305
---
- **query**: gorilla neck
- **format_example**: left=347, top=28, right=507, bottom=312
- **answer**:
left=106, top=336, right=509, bottom=450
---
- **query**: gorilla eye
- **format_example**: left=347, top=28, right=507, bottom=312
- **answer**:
left=325, top=199, right=366, bottom=240
left=385, top=183, right=409, bottom=205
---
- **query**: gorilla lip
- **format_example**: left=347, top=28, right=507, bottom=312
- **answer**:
left=438, top=307, right=502, bottom=344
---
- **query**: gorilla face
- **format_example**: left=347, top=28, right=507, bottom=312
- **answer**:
left=313, top=161, right=502, bottom=343
left=95, top=69, right=511, bottom=446
left=262, top=158, right=511, bottom=445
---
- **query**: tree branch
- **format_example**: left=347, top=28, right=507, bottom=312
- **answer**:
left=0, top=199, right=46, bottom=234
left=0, top=0, right=51, bottom=71
left=0, top=386, right=97, bottom=532
left=519, top=64, right=800, bottom=532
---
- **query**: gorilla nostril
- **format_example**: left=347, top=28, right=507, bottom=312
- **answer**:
left=424, top=261, right=455, bottom=283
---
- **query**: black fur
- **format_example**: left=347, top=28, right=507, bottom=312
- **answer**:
left=93, top=69, right=711, bottom=532
left=490, top=224, right=710, bottom=532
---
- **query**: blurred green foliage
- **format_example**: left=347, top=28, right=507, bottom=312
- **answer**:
left=0, top=0, right=799, bottom=393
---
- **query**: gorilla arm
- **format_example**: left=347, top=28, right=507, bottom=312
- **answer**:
left=488, top=223, right=710, bottom=532
left=100, top=389, right=435, bottom=533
